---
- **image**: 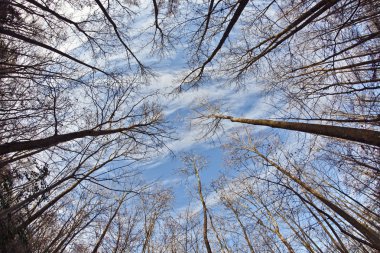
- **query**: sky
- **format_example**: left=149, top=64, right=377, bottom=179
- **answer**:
left=133, top=48, right=275, bottom=210
left=9, top=2, right=378, bottom=251
left=60, top=0, right=280, bottom=212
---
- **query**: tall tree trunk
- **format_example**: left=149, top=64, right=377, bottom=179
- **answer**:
left=207, top=211, right=230, bottom=253
left=209, top=114, right=380, bottom=147
left=193, top=162, right=213, bottom=253
left=92, top=194, right=127, bottom=253
left=0, top=123, right=152, bottom=155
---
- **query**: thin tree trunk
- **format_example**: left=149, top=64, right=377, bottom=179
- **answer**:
left=303, top=195, right=349, bottom=253
left=259, top=201, right=295, bottom=253
left=207, top=211, right=230, bottom=253
left=92, top=194, right=127, bottom=253
left=223, top=201, right=255, bottom=253
left=250, top=146, right=380, bottom=250
left=17, top=157, right=116, bottom=230
left=0, top=144, right=108, bottom=218
left=275, top=210, right=317, bottom=253
left=238, top=189, right=295, bottom=253
left=141, top=213, right=158, bottom=253
left=193, top=162, right=213, bottom=253
left=0, top=27, right=106, bottom=74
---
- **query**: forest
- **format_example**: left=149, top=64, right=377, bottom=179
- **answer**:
left=0, top=0, right=379, bottom=252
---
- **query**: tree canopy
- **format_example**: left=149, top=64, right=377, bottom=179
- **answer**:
left=1, top=0, right=379, bottom=252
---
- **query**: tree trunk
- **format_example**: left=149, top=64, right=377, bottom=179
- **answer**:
left=0, top=123, right=150, bottom=155
left=92, top=194, right=127, bottom=253
left=210, top=114, right=380, bottom=147
left=223, top=201, right=255, bottom=253
left=250, top=146, right=380, bottom=250
left=194, top=162, right=213, bottom=253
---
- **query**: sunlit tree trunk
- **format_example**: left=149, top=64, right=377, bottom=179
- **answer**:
left=209, top=114, right=380, bottom=147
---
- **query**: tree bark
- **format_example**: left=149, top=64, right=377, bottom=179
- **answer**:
left=210, top=114, right=380, bottom=147
left=0, top=123, right=151, bottom=155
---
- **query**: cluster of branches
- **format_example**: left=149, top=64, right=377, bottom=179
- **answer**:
left=0, top=0, right=379, bottom=252
left=0, top=0, right=173, bottom=252
left=156, top=0, right=379, bottom=252
left=168, top=0, right=379, bottom=131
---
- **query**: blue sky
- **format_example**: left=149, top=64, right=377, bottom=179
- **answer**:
left=60, top=1, right=282, bottom=212
left=132, top=47, right=275, bottom=210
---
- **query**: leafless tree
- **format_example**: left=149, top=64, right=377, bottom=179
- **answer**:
left=181, top=154, right=214, bottom=253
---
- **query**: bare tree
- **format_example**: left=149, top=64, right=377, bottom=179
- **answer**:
left=206, top=113, right=380, bottom=147
left=181, top=154, right=213, bottom=253
left=0, top=1, right=171, bottom=252
left=221, top=131, right=380, bottom=251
